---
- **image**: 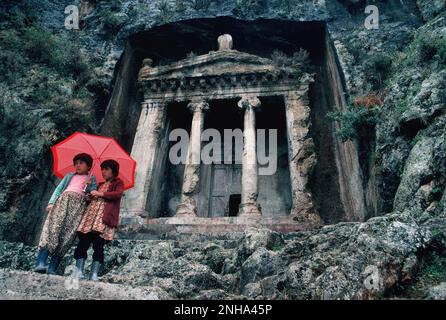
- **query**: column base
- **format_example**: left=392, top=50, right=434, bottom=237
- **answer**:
left=238, top=202, right=262, bottom=216
left=289, top=207, right=324, bottom=226
left=121, top=208, right=150, bottom=217
left=119, top=212, right=146, bottom=225
left=175, top=202, right=198, bottom=217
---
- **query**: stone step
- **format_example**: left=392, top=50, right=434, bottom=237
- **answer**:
left=117, top=216, right=313, bottom=240
left=111, top=238, right=242, bottom=249
left=0, top=269, right=169, bottom=300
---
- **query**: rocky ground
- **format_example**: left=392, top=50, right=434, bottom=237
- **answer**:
left=1, top=219, right=446, bottom=300
left=0, top=269, right=169, bottom=300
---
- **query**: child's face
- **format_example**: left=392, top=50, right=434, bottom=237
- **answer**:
left=74, top=160, right=90, bottom=175
left=101, top=167, right=115, bottom=181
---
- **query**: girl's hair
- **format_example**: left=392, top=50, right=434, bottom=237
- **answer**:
left=101, top=159, right=120, bottom=177
left=73, top=153, right=93, bottom=168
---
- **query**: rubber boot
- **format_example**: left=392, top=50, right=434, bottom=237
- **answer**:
left=74, top=259, right=85, bottom=279
left=33, top=248, right=49, bottom=273
left=47, top=255, right=63, bottom=275
left=90, top=261, right=101, bottom=281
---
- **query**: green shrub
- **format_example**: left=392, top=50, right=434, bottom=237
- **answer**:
left=0, top=50, right=26, bottom=83
left=424, top=252, right=446, bottom=281
left=22, top=27, right=59, bottom=65
left=363, top=52, right=393, bottom=90
left=25, top=80, right=61, bottom=105
left=1, top=3, right=37, bottom=29
left=57, top=45, right=90, bottom=81
left=0, top=22, right=88, bottom=81
left=101, top=9, right=127, bottom=34
left=417, top=33, right=446, bottom=65
left=327, top=105, right=380, bottom=142
left=404, top=33, right=446, bottom=67
left=50, top=99, right=94, bottom=133
left=271, top=49, right=311, bottom=73
left=431, top=186, right=444, bottom=200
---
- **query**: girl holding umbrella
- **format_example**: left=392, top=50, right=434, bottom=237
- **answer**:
left=74, top=159, right=124, bottom=281
left=34, top=132, right=136, bottom=277
left=34, top=153, right=98, bottom=274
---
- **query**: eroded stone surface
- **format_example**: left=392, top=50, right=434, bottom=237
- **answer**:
left=0, top=219, right=444, bottom=300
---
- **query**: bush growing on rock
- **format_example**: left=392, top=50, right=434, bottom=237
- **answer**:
left=363, top=52, right=393, bottom=90
left=401, top=32, right=446, bottom=68
left=101, top=9, right=127, bottom=34
left=0, top=2, right=98, bottom=243
left=327, top=102, right=381, bottom=142
left=414, top=33, right=446, bottom=66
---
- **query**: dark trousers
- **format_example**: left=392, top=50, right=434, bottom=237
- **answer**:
left=74, top=232, right=105, bottom=263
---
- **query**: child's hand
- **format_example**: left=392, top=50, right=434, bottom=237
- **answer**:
left=46, top=205, right=54, bottom=213
left=90, top=190, right=104, bottom=197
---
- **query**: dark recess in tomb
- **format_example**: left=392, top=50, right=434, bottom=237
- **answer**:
left=229, top=194, right=242, bottom=217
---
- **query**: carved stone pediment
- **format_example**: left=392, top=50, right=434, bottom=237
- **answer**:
left=138, top=49, right=295, bottom=81
left=137, top=34, right=312, bottom=100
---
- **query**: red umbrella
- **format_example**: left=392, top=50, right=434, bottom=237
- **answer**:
left=51, top=132, right=136, bottom=190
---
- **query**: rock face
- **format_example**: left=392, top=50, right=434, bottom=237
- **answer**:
left=428, top=282, right=446, bottom=300
left=0, top=0, right=445, bottom=300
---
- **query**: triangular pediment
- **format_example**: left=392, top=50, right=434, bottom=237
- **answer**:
left=138, top=49, right=293, bottom=82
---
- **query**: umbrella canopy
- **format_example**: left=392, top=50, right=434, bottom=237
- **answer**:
left=51, top=132, right=136, bottom=190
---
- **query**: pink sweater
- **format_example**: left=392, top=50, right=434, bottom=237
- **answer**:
left=64, top=174, right=89, bottom=194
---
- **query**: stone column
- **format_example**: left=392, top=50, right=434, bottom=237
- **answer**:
left=238, top=96, right=262, bottom=216
left=284, top=90, right=321, bottom=224
left=121, top=100, right=166, bottom=220
left=175, top=100, right=209, bottom=216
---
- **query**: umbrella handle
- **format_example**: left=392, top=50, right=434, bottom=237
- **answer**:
left=83, top=172, right=93, bottom=193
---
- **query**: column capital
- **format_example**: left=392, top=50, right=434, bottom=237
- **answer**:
left=187, top=100, right=209, bottom=113
left=238, top=96, right=261, bottom=111
left=142, top=101, right=165, bottom=109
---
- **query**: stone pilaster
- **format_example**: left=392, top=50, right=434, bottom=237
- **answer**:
left=121, top=101, right=166, bottom=220
left=238, top=96, right=262, bottom=216
left=175, top=100, right=209, bottom=216
left=284, top=90, right=322, bottom=225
